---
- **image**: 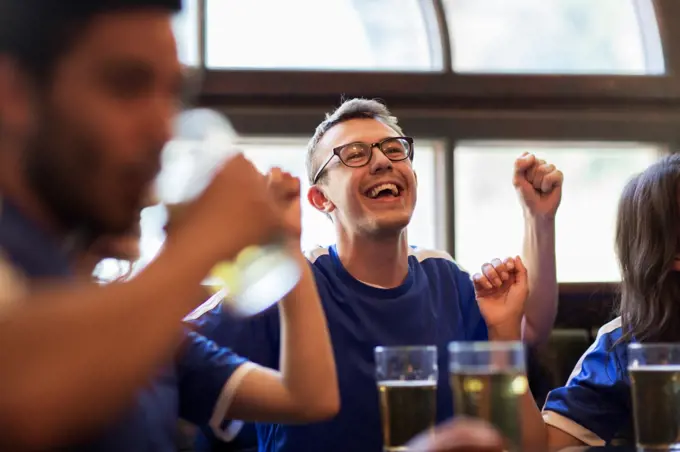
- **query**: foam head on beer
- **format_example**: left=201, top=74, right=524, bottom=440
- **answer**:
left=0, top=0, right=183, bottom=243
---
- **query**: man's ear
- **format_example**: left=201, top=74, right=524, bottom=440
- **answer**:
left=307, top=185, right=335, bottom=214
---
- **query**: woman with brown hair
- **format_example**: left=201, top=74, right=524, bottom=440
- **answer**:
left=535, top=154, right=680, bottom=449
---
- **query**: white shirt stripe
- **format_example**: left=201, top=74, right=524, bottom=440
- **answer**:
left=209, top=362, right=258, bottom=442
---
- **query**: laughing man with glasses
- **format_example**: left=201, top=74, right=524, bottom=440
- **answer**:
left=191, top=98, right=564, bottom=452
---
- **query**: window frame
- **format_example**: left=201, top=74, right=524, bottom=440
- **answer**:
left=183, top=0, right=680, bottom=330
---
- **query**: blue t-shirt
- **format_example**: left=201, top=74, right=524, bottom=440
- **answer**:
left=0, top=199, right=248, bottom=452
left=542, top=317, right=632, bottom=446
left=192, top=244, right=489, bottom=452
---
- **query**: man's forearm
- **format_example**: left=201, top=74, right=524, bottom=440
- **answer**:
left=278, top=248, right=339, bottom=418
left=0, top=232, right=222, bottom=449
left=521, top=215, right=558, bottom=345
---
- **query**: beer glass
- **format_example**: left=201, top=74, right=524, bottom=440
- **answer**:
left=374, top=345, right=438, bottom=452
left=156, top=108, right=301, bottom=317
left=449, top=341, right=527, bottom=452
left=628, top=343, right=680, bottom=451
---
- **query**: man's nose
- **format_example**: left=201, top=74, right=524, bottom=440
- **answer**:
left=368, top=146, right=393, bottom=174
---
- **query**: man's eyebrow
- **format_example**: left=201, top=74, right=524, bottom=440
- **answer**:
left=333, top=136, right=395, bottom=148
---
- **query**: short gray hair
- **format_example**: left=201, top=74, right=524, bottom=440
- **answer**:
left=305, top=98, right=404, bottom=184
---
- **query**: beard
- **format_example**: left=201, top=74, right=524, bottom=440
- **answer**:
left=22, top=109, right=115, bottom=241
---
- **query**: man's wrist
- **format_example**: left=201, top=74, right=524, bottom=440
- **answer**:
left=523, top=209, right=557, bottom=226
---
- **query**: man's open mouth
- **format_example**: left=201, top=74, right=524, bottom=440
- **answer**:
left=364, top=182, right=404, bottom=199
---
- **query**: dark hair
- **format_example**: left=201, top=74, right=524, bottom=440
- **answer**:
left=0, top=0, right=182, bottom=81
left=305, top=98, right=405, bottom=185
left=616, top=153, right=680, bottom=343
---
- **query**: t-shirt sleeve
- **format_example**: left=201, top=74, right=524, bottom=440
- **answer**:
left=452, top=263, right=489, bottom=341
left=189, top=301, right=281, bottom=371
left=184, top=298, right=281, bottom=443
left=176, top=331, right=256, bottom=430
left=542, top=320, right=628, bottom=446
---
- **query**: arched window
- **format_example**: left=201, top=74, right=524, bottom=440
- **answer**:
left=444, top=0, right=664, bottom=74
left=204, top=0, right=442, bottom=71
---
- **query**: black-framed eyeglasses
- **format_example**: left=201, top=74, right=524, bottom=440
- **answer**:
left=312, top=136, right=414, bottom=184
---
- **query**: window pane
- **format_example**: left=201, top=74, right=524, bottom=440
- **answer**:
left=444, top=0, right=664, bottom=74
left=137, top=138, right=440, bottom=270
left=205, top=0, right=441, bottom=71
left=173, top=0, right=200, bottom=66
left=454, top=142, right=661, bottom=282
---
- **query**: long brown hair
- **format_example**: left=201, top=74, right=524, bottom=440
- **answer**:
left=616, top=154, right=680, bottom=343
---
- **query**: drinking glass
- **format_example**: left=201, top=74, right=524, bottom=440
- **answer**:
left=156, top=108, right=301, bottom=316
left=449, top=341, right=527, bottom=452
left=628, top=343, right=680, bottom=451
left=374, top=345, right=438, bottom=452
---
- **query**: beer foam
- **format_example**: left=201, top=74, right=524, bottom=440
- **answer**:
left=378, top=380, right=437, bottom=387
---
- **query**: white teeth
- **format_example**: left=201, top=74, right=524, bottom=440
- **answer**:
left=368, top=183, right=399, bottom=198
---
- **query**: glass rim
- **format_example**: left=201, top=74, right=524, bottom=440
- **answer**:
left=448, top=341, right=524, bottom=353
left=374, top=345, right=437, bottom=353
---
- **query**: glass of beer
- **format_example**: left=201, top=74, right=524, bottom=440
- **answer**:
left=374, top=345, right=438, bottom=452
left=156, top=108, right=301, bottom=317
left=628, top=343, right=680, bottom=451
left=449, top=341, right=527, bottom=452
